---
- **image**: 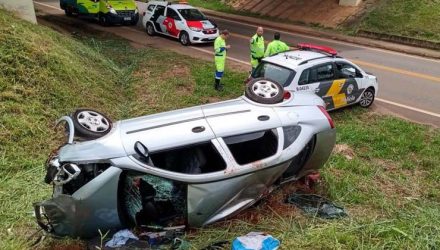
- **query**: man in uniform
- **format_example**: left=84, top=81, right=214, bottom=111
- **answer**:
left=214, top=30, right=231, bottom=91
left=250, top=27, right=265, bottom=73
left=265, top=32, right=290, bottom=57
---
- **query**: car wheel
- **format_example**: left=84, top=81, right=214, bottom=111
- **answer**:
left=71, top=109, right=112, bottom=139
left=146, top=22, right=155, bottom=36
left=99, top=15, right=108, bottom=26
left=65, top=8, right=73, bottom=17
left=245, top=78, right=284, bottom=104
left=359, top=88, right=375, bottom=108
left=179, top=31, right=190, bottom=46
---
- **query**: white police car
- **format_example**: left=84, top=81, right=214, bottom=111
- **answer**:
left=250, top=44, right=378, bottom=110
left=140, top=1, right=219, bottom=45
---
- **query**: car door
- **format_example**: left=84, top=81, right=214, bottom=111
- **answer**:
left=163, top=8, right=181, bottom=37
left=334, top=61, right=364, bottom=106
left=303, top=62, right=346, bottom=110
left=150, top=5, right=166, bottom=33
left=77, top=0, right=99, bottom=14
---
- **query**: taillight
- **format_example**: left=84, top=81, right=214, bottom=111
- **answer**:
left=143, top=11, right=146, bottom=16
left=318, top=106, right=335, bottom=129
left=283, top=91, right=291, bottom=100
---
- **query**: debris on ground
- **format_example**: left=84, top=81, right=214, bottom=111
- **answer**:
left=285, top=193, right=348, bottom=219
left=232, top=232, right=280, bottom=250
left=200, top=240, right=230, bottom=250
left=105, top=229, right=139, bottom=248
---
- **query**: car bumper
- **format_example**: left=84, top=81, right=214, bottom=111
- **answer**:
left=189, top=31, right=219, bottom=43
left=105, top=12, right=139, bottom=24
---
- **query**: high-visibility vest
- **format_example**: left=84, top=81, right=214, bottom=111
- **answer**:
left=214, top=36, right=226, bottom=58
left=265, top=40, right=290, bottom=57
left=250, top=34, right=265, bottom=59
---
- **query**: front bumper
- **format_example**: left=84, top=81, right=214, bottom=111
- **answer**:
left=189, top=31, right=219, bottom=43
left=105, top=12, right=139, bottom=25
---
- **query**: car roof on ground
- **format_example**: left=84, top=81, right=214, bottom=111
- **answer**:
left=263, top=50, right=333, bottom=69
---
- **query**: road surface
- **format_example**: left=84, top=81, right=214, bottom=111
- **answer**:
left=33, top=0, right=440, bottom=127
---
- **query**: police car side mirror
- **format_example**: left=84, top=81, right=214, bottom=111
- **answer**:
left=134, top=141, right=150, bottom=161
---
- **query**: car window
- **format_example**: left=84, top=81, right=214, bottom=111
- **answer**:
left=252, top=62, right=296, bottom=87
left=335, top=62, right=362, bottom=78
left=224, top=129, right=278, bottom=165
left=148, top=142, right=226, bottom=174
left=312, top=63, right=335, bottom=82
left=154, top=5, right=165, bottom=16
left=166, top=8, right=181, bottom=20
left=177, top=8, right=206, bottom=21
left=147, top=4, right=155, bottom=12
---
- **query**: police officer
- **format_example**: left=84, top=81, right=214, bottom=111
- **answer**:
left=214, top=30, right=231, bottom=91
left=265, top=32, right=290, bottom=57
left=250, top=27, right=265, bottom=72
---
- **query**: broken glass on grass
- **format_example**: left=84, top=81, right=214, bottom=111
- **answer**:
left=285, top=193, right=348, bottom=219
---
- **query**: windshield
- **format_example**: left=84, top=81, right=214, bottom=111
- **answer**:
left=252, top=62, right=296, bottom=87
left=178, top=8, right=207, bottom=21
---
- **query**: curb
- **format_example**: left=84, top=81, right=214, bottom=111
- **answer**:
left=201, top=8, right=440, bottom=60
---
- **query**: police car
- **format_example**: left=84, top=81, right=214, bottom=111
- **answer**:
left=140, top=1, right=219, bottom=45
left=250, top=44, right=379, bottom=110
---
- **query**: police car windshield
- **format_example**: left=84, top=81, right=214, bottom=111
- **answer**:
left=178, top=9, right=207, bottom=21
left=252, top=62, right=296, bottom=87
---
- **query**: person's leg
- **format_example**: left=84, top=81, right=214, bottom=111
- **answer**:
left=215, top=57, right=225, bottom=91
left=250, top=57, right=258, bottom=74
left=215, top=71, right=224, bottom=91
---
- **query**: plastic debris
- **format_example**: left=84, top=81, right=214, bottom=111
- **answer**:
left=285, top=193, right=348, bottom=219
left=105, top=229, right=139, bottom=248
left=232, top=232, right=280, bottom=250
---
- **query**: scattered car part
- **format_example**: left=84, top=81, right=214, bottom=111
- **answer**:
left=285, top=193, right=348, bottom=219
left=34, top=93, right=335, bottom=238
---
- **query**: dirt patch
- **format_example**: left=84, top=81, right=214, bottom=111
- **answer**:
left=333, top=143, right=355, bottom=160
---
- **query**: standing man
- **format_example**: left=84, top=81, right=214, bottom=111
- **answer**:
left=214, top=30, right=231, bottom=91
left=265, top=32, right=290, bottom=57
left=250, top=27, right=265, bottom=73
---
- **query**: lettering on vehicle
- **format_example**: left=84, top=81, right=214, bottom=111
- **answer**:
left=346, top=84, right=354, bottom=95
left=346, top=95, right=356, bottom=102
left=296, top=85, right=309, bottom=91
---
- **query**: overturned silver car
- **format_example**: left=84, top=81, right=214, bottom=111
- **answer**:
left=35, top=79, right=336, bottom=238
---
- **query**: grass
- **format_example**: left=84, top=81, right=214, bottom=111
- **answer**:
left=1, top=8, right=440, bottom=250
left=359, top=0, right=440, bottom=42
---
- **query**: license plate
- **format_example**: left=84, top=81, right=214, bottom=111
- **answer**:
left=124, top=17, right=131, bottom=21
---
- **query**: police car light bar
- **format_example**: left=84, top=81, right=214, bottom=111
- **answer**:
left=297, top=43, right=337, bottom=56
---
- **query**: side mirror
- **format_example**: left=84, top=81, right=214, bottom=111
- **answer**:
left=134, top=141, right=149, bottom=160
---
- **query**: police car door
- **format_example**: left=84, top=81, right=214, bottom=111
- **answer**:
left=151, top=5, right=166, bottom=33
left=163, top=8, right=181, bottom=37
left=142, top=2, right=156, bottom=20
left=334, top=61, right=364, bottom=106
left=295, top=64, right=327, bottom=97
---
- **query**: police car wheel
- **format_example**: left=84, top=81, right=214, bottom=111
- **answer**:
left=245, top=78, right=284, bottom=104
left=146, top=22, right=155, bottom=36
left=180, top=31, right=190, bottom=46
left=71, top=109, right=112, bottom=139
left=359, top=88, right=375, bottom=108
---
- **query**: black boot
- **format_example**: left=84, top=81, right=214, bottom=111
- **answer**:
left=214, top=78, right=223, bottom=91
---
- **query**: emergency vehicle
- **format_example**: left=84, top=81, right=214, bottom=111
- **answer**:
left=140, top=1, right=219, bottom=45
left=60, top=0, right=139, bottom=26
left=250, top=44, right=379, bottom=110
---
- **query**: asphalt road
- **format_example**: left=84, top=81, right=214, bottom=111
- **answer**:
left=33, top=0, right=440, bottom=127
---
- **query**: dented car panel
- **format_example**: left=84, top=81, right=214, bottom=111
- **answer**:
left=35, top=94, right=336, bottom=238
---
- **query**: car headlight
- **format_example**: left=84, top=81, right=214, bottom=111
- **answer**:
left=109, top=8, right=117, bottom=14
left=189, top=27, right=202, bottom=32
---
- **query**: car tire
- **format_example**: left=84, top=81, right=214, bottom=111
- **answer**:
left=99, top=15, right=108, bottom=26
left=245, top=78, right=284, bottom=104
left=146, top=22, right=155, bottom=36
left=179, top=31, right=190, bottom=46
left=71, top=109, right=112, bottom=139
left=65, top=8, right=73, bottom=17
left=359, top=88, right=375, bottom=108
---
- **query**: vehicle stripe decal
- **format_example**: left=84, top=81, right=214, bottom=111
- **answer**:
left=326, top=79, right=347, bottom=109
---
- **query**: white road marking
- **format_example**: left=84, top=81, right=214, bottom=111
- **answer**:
left=33, top=1, right=440, bottom=119
left=208, top=15, right=440, bottom=64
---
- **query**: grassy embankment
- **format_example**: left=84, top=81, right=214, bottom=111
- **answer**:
left=189, top=0, right=440, bottom=43
left=1, top=8, right=440, bottom=249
